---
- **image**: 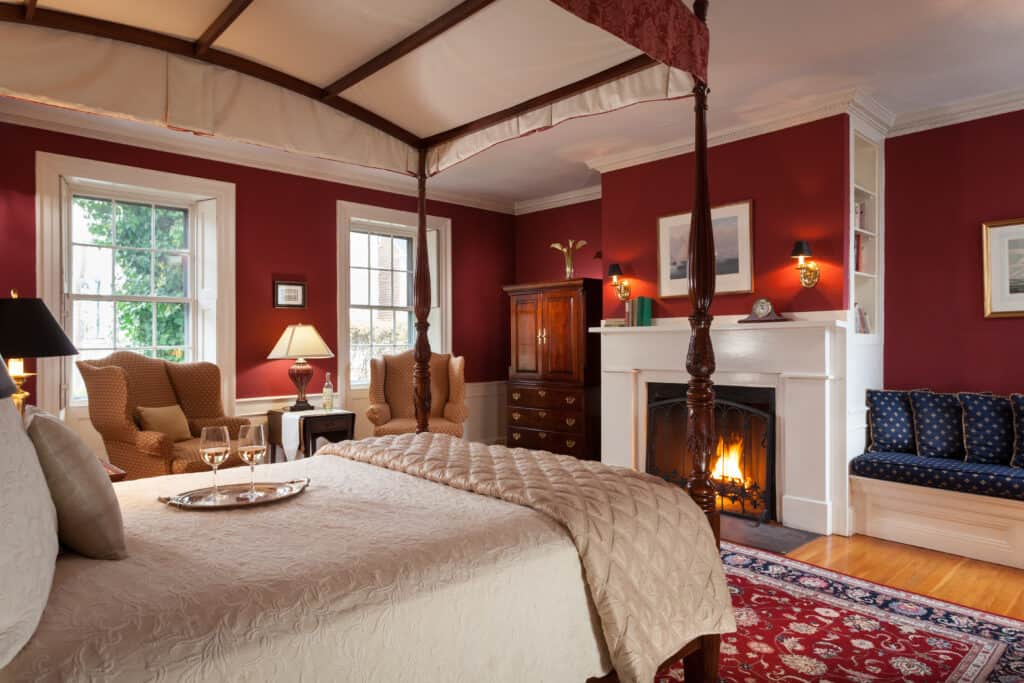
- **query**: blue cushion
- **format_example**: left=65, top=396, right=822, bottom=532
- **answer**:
left=959, top=393, right=1015, bottom=466
left=1012, top=394, right=1024, bottom=468
left=866, top=389, right=916, bottom=453
left=909, top=391, right=965, bottom=459
left=851, top=451, right=1024, bottom=502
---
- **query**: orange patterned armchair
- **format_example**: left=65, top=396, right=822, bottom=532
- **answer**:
left=77, top=351, right=247, bottom=479
left=367, top=350, right=468, bottom=437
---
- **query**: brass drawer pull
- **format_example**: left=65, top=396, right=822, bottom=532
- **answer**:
left=565, top=417, right=576, bottom=427
left=538, top=389, right=547, bottom=397
left=512, top=432, right=521, bottom=441
left=538, top=432, right=547, bottom=439
left=564, top=396, right=576, bottom=405
left=539, top=411, right=547, bottom=418
left=511, top=412, right=521, bottom=421
left=566, top=439, right=576, bottom=449
left=512, top=392, right=520, bottom=400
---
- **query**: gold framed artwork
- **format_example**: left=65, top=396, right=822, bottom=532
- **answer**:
left=657, top=200, right=753, bottom=297
left=982, top=218, right=1024, bottom=318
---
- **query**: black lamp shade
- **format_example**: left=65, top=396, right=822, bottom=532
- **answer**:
left=0, top=298, right=78, bottom=359
left=790, top=241, right=813, bottom=258
left=607, top=263, right=623, bottom=278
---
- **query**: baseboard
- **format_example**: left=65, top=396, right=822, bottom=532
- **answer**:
left=781, top=495, right=831, bottom=535
left=851, top=476, right=1024, bottom=569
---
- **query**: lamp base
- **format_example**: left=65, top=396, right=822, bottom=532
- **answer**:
left=287, top=358, right=315, bottom=412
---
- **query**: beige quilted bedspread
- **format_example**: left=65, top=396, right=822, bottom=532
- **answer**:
left=321, top=433, right=736, bottom=683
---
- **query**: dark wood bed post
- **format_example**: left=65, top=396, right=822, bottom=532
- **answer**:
left=413, top=148, right=432, bottom=433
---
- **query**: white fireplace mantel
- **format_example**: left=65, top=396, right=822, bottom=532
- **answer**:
left=591, top=313, right=879, bottom=536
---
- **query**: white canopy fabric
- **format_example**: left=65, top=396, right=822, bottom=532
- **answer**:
left=0, top=0, right=706, bottom=178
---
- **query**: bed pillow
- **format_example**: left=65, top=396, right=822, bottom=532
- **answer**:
left=866, top=389, right=916, bottom=453
left=1011, top=394, right=1024, bottom=467
left=958, top=393, right=1015, bottom=466
left=25, top=408, right=127, bottom=560
left=137, top=404, right=192, bottom=442
left=909, top=391, right=965, bottom=459
left=0, top=396, right=59, bottom=667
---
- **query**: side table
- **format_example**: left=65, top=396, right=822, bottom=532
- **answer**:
left=267, top=409, right=355, bottom=462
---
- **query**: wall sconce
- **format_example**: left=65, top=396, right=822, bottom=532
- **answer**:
left=607, top=263, right=631, bottom=301
left=790, top=241, right=820, bottom=288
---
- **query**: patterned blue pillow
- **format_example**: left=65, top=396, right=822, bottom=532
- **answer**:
left=866, top=389, right=916, bottom=453
left=909, top=391, right=965, bottom=459
left=958, top=393, right=1015, bottom=466
left=1012, top=394, right=1024, bottom=468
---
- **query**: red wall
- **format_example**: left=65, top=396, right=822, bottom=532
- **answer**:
left=514, top=200, right=603, bottom=283
left=600, top=115, right=849, bottom=318
left=0, top=121, right=515, bottom=397
left=885, top=110, right=1024, bottom=394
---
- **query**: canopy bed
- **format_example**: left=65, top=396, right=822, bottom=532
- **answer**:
left=0, top=1, right=732, bottom=680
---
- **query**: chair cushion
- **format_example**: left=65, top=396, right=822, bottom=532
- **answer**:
left=24, top=408, right=127, bottom=560
left=373, top=417, right=464, bottom=437
left=1012, top=394, right=1024, bottom=468
left=137, top=404, right=192, bottom=442
left=866, top=389, right=916, bottom=453
left=0, top=398, right=58, bottom=667
left=851, top=451, right=1024, bottom=502
left=90, top=351, right=177, bottom=419
left=909, top=391, right=965, bottom=459
left=959, top=393, right=1015, bottom=465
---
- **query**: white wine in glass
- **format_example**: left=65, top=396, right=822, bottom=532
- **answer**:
left=237, top=424, right=266, bottom=501
left=200, top=425, right=231, bottom=497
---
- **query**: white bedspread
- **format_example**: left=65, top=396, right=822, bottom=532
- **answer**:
left=3, top=456, right=609, bottom=682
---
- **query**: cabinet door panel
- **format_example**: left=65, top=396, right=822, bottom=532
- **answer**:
left=510, top=294, right=542, bottom=379
left=541, top=289, right=581, bottom=383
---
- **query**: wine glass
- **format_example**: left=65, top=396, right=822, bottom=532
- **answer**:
left=237, top=424, right=267, bottom=502
left=199, top=426, right=231, bottom=497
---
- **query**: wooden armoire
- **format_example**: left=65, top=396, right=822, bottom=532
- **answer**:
left=503, top=279, right=601, bottom=460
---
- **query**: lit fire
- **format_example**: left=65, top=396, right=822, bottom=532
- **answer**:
left=711, top=434, right=750, bottom=486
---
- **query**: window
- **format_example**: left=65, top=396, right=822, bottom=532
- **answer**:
left=67, top=192, right=196, bottom=401
left=347, top=219, right=445, bottom=386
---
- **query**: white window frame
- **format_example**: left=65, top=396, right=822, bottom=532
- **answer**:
left=36, top=152, right=236, bottom=414
left=337, top=201, right=452, bottom=403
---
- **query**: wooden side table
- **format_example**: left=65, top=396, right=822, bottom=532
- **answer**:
left=267, top=409, right=356, bottom=462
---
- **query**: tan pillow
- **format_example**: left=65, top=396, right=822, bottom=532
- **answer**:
left=137, top=404, right=192, bottom=441
left=24, top=409, right=127, bottom=561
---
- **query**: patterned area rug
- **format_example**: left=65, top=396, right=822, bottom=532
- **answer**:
left=657, top=543, right=1024, bottom=682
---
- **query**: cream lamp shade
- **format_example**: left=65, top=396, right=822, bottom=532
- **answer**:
left=267, top=324, right=334, bottom=361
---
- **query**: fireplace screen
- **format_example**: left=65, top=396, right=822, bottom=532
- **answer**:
left=646, top=383, right=776, bottom=522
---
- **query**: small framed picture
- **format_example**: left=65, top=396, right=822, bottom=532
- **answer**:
left=983, top=218, right=1024, bottom=318
left=273, top=280, right=307, bottom=309
left=658, top=200, right=753, bottom=297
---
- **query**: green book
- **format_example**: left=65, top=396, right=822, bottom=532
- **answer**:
left=637, top=296, right=653, bottom=326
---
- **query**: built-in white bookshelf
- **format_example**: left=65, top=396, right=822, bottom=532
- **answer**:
left=852, top=134, right=881, bottom=336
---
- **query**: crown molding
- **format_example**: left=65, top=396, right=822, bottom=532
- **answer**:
left=888, top=87, right=1024, bottom=138
left=0, top=97, right=515, bottom=214
left=513, top=185, right=601, bottom=215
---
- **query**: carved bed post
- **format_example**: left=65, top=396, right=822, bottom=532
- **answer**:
left=414, top=149, right=432, bottom=433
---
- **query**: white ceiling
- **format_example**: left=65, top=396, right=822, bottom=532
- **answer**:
left=428, top=0, right=1024, bottom=204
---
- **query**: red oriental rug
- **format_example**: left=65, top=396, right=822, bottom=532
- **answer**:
left=657, top=542, right=1024, bottom=682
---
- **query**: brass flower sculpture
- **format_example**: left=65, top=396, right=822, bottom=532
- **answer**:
left=550, top=239, right=588, bottom=280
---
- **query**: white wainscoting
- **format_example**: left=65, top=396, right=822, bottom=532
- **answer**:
left=851, top=476, right=1024, bottom=570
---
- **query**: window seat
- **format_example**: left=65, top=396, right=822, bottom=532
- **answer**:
left=850, top=452, right=1024, bottom=502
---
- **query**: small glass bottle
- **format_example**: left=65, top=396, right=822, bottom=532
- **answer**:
left=322, top=372, right=334, bottom=410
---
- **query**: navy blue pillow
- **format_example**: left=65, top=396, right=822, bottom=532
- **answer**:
left=866, top=390, right=916, bottom=453
left=958, top=393, right=1015, bottom=466
left=909, top=391, right=965, bottom=459
left=1012, top=394, right=1024, bottom=468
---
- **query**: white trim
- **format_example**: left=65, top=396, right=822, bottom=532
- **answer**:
left=336, top=201, right=453, bottom=402
left=34, top=151, right=236, bottom=414
left=513, top=186, right=601, bottom=215
left=1, top=97, right=514, bottom=215
left=889, top=86, right=1024, bottom=138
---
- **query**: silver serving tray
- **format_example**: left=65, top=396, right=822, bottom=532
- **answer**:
left=158, top=478, right=310, bottom=510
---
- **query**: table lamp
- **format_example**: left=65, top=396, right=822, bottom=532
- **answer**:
left=267, top=323, right=334, bottom=411
left=0, top=290, right=79, bottom=413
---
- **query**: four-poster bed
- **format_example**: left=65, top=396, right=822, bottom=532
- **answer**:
left=0, top=1, right=730, bottom=680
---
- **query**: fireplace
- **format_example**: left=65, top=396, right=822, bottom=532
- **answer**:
left=646, top=383, right=776, bottom=522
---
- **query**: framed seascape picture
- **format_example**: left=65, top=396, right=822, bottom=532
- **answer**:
left=983, top=218, right=1024, bottom=318
left=273, top=280, right=307, bottom=309
left=658, top=200, right=753, bottom=297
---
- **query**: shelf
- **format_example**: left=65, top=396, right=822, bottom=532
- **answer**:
left=854, top=270, right=876, bottom=278
left=854, top=183, right=876, bottom=196
left=854, top=227, right=876, bottom=237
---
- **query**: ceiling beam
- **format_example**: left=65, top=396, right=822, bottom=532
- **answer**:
left=321, top=0, right=497, bottom=99
left=194, top=0, right=253, bottom=57
left=0, top=4, right=422, bottom=147
left=423, top=54, right=656, bottom=147
left=22, top=0, right=34, bottom=21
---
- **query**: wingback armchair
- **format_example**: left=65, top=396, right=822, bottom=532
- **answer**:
left=77, top=351, right=247, bottom=479
left=367, top=350, right=468, bottom=437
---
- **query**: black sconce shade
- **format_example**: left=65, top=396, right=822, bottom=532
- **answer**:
left=607, top=263, right=623, bottom=278
left=0, top=297, right=78, bottom=359
left=790, top=241, right=813, bottom=258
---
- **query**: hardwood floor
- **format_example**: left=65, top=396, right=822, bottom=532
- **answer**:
left=787, top=534, right=1024, bottom=620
